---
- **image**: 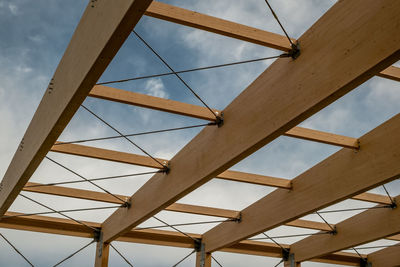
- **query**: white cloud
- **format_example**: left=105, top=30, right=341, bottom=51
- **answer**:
left=144, top=78, right=168, bottom=98
left=8, top=2, right=17, bottom=15
left=28, top=34, right=44, bottom=43
left=0, top=1, right=398, bottom=266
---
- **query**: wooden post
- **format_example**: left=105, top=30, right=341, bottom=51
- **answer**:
left=196, top=251, right=211, bottom=267
left=95, top=241, right=110, bottom=267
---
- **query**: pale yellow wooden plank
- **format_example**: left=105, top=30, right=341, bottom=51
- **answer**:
left=376, top=66, right=400, bottom=82
left=89, top=85, right=219, bottom=121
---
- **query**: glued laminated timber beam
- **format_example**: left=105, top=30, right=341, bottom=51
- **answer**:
left=289, top=195, right=400, bottom=263
left=49, top=143, right=393, bottom=206
left=101, top=0, right=400, bottom=244
left=202, top=114, right=400, bottom=252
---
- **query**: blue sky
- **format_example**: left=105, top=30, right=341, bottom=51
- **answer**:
left=0, top=0, right=399, bottom=266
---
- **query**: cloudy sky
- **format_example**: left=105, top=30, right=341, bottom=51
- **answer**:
left=0, top=0, right=399, bottom=266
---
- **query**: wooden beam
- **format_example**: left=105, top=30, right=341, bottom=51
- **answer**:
left=49, top=144, right=291, bottom=187
left=376, top=66, right=400, bottom=82
left=51, top=143, right=166, bottom=169
left=289, top=195, right=400, bottom=263
left=283, top=127, right=359, bottom=149
left=50, top=143, right=391, bottom=205
left=202, top=114, right=400, bottom=253
left=0, top=0, right=153, bottom=216
left=21, top=182, right=400, bottom=245
left=0, top=212, right=362, bottom=266
left=88, top=86, right=359, bottom=149
left=22, top=182, right=240, bottom=219
left=145, top=1, right=292, bottom=51
left=216, top=170, right=290, bottom=188
left=145, top=1, right=398, bottom=82
left=352, top=192, right=392, bottom=205
left=89, top=85, right=219, bottom=121
left=102, top=0, right=400, bottom=243
left=368, top=244, right=400, bottom=267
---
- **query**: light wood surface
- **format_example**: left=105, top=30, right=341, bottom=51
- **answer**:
left=101, top=0, right=400, bottom=244
left=51, top=143, right=166, bottom=169
left=145, top=1, right=292, bottom=51
left=290, top=195, right=400, bottom=262
left=0, top=212, right=362, bottom=266
left=284, top=127, right=359, bottom=149
left=368, top=244, right=400, bottom=267
left=377, top=66, right=400, bottom=82
left=90, top=85, right=219, bottom=121
left=89, top=85, right=359, bottom=148
left=20, top=182, right=400, bottom=243
left=202, top=114, right=400, bottom=252
left=145, top=1, right=399, bottom=82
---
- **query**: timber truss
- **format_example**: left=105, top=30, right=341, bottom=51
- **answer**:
left=1, top=0, right=400, bottom=266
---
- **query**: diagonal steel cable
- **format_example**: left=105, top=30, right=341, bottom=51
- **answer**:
left=0, top=233, right=35, bottom=266
left=18, top=193, right=98, bottom=231
left=273, top=258, right=284, bottom=267
left=133, top=30, right=219, bottom=120
left=382, top=184, right=396, bottom=206
left=81, top=104, right=167, bottom=170
left=249, top=231, right=331, bottom=241
left=97, top=55, right=283, bottom=86
left=171, top=249, right=195, bottom=267
left=262, top=232, right=289, bottom=253
left=52, top=240, right=94, bottom=267
left=264, top=0, right=294, bottom=47
left=315, top=211, right=336, bottom=233
left=45, top=156, right=128, bottom=204
left=110, top=243, right=134, bottom=267
left=135, top=218, right=236, bottom=231
left=352, top=247, right=365, bottom=261
left=317, top=205, right=392, bottom=214
left=24, top=170, right=161, bottom=188
left=346, top=243, right=400, bottom=251
left=54, top=123, right=213, bottom=146
left=3, top=205, right=122, bottom=218
left=152, top=216, right=198, bottom=242
left=211, top=255, right=223, bottom=267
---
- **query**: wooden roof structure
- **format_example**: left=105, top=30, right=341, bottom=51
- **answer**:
left=1, top=0, right=400, bottom=266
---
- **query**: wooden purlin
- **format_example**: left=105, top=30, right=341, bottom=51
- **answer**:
left=88, top=86, right=360, bottom=149
left=144, top=1, right=400, bottom=82
left=48, top=144, right=392, bottom=205
left=101, top=0, right=400, bottom=244
left=0, top=212, right=363, bottom=266
left=0, top=0, right=153, bottom=216
left=0, top=0, right=398, bottom=265
left=21, top=182, right=400, bottom=243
